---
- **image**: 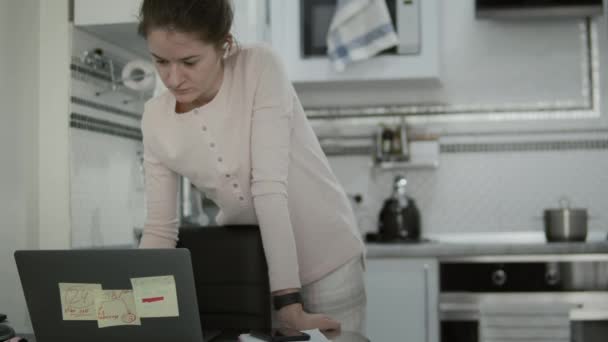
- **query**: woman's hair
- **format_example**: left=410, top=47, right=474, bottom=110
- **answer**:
left=137, top=0, right=234, bottom=48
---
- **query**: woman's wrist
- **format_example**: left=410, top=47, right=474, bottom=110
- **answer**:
left=273, top=291, right=303, bottom=311
left=272, top=288, right=300, bottom=296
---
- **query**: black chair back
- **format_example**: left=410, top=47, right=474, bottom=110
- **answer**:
left=176, top=225, right=271, bottom=332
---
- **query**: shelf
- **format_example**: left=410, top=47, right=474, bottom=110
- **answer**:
left=374, top=160, right=439, bottom=170
left=373, top=140, right=440, bottom=170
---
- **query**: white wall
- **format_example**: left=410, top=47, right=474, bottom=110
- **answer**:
left=0, top=0, right=40, bottom=333
left=0, top=0, right=70, bottom=333
left=70, top=28, right=147, bottom=248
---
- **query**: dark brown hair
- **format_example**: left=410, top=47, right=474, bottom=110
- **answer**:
left=137, top=0, right=234, bottom=48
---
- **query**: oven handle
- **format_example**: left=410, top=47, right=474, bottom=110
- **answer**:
left=439, top=293, right=608, bottom=321
left=424, top=263, right=430, bottom=342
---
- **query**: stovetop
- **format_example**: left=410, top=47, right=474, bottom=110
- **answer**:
left=365, top=232, right=435, bottom=244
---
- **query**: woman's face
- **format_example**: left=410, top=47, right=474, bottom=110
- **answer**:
left=147, top=29, right=224, bottom=106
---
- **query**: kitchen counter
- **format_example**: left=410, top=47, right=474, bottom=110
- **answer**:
left=366, top=240, right=608, bottom=260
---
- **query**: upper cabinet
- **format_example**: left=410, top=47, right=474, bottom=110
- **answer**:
left=73, top=0, right=440, bottom=83
left=74, top=0, right=142, bottom=26
left=232, top=0, right=270, bottom=45
left=73, top=0, right=268, bottom=56
left=269, top=0, right=441, bottom=83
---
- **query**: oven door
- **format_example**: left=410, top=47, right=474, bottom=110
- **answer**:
left=440, top=293, right=608, bottom=342
left=300, top=0, right=420, bottom=58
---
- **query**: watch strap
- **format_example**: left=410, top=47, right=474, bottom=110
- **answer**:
left=273, top=292, right=303, bottom=311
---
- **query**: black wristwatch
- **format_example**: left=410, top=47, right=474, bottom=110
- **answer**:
left=273, top=292, right=303, bottom=311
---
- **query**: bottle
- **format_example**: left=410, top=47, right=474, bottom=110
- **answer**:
left=381, top=126, right=393, bottom=156
left=392, top=126, right=402, bottom=155
left=398, top=117, right=410, bottom=161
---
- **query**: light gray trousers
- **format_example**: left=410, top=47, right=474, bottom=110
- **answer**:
left=273, top=255, right=367, bottom=335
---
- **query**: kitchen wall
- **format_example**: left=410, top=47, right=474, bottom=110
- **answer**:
left=299, top=0, right=593, bottom=110
left=330, top=136, right=608, bottom=239
left=0, top=0, right=40, bottom=333
left=69, top=28, right=147, bottom=248
left=316, top=5, right=608, bottom=240
left=0, top=0, right=71, bottom=333
left=69, top=1, right=608, bottom=243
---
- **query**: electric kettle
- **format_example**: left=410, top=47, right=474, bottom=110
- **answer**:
left=377, top=175, right=421, bottom=241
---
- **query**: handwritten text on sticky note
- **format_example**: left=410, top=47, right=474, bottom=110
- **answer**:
left=94, top=290, right=141, bottom=328
left=131, top=275, right=179, bottom=318
left=59, top=283, right=102, bottom=321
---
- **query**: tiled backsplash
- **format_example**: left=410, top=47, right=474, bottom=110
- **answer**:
left=70, top=128, right=145, bottom=247
left=70, top=28, right=147, bottom=248
left=68, top=25, right=608, bottom=248
left=330, top=135, right=608, bottom=239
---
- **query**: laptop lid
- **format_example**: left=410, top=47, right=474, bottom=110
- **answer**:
left=14, top=249, right=204, bottom=342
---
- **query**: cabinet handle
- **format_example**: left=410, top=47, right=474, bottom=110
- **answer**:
left=265, top=0, right=271, bottom=26
left=423, top=263, right=430, bottom=342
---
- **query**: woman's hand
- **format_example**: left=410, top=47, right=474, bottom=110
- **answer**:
left=276, top=303, right=341, bottom=332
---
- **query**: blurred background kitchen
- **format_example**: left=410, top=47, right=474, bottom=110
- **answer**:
left=2, top=0, right=608, bottom=341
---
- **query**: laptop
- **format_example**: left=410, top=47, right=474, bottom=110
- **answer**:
left=14, top=248, right=218, bottom=342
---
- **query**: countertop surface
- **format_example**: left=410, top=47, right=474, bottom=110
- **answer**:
left=365, top=231, right=608, bottom=259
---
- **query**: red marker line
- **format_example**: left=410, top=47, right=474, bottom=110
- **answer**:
left=142, top=296, right=164, bottom=303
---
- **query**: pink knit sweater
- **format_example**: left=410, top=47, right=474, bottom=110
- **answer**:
left=139, top=44, right=364, bottom=292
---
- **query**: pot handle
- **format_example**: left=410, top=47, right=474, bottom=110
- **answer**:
left=558, top=196, right=571, bottom=209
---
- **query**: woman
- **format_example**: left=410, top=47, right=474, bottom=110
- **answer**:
left=137, top=0, right=366, bottom=333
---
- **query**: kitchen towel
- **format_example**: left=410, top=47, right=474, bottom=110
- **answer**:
left=327, top=0, right=399, bottom=71
left=479, top=298, right=574, bottom=342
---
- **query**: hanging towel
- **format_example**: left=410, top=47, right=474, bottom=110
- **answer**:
left=327, top=0, right=399, bottom=71
left=479, top=298, right=574, bottom=342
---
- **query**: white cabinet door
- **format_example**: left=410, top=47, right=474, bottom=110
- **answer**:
left=232, top=0, right=270, bottom=45
left=74, top=0, right=142, bottom=26
left=269, top=0, right=441, bottom=83
left=365, top=258, right=439, bottom=342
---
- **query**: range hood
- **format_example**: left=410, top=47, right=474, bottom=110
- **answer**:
left=476, top=0, right=604, bottom=19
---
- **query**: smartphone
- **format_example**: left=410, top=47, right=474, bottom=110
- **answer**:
left=250, top=328, right=311, bottom=341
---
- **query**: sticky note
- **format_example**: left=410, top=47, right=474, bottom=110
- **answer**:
left=94, top=290, right=141, bottom=328
left=59, top=283, right=102, bottom=320
left=131, top=275, right=179, bottom=318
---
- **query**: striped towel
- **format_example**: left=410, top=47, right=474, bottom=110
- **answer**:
left=479, top=299, right=574, bottom=342
left=327, top=0, right=399, bottom=71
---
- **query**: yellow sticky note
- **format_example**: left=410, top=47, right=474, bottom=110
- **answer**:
left=59, top=283, right=102, bottom=320
left=131, top=275, right=179, bottom=318
left=94, top=290, right=141, bottom=328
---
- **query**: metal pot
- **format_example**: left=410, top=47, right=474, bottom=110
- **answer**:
left=544, top=198, right=588, bottom=242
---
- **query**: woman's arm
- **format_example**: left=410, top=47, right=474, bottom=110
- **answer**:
left=139, top=132, right=180, bottom=248
left=250, top=46, right=301, bottom=292
left=250, top=46, right=340, bottom=331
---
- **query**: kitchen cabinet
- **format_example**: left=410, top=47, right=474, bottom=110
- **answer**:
left=74, top=0, right=142, bottom=26
left=73, top=0, right=268, bottom=56
left=365, top=257, right=439, bottom=342
left=232, top=0, right=269, bottom=45
left=269, top=0, right=441, bottom=83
